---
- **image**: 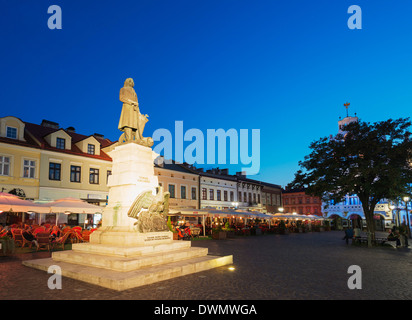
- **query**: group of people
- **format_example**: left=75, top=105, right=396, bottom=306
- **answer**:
left=388, top=227, right=409, bottom=248
left=343, top=225, right=410, bottom=247
left=0, top=223, right=87, bottom=250
left=342, top=226, right=362, bottom=244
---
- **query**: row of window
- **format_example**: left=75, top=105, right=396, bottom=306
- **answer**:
left=237, top=191, right=260, bottom=204
left=49, top=163, right=111, bottom=184
left=4, top=125, right=96, bottom=155
left=201, top=188, right=236, bottom=202
left=165, top=184, right=197, bottom=200
left=262, top=193, right=281, bottom=206
left=284, top=197, right=319, bottom=205
left=199, top=189, right=282, bottom=205
left=0, top=155, right=110, bottom=185
left=0, top=156, right=36, bottom=178
left=329, top=197, right=361, bottom=206
left=56, top=137, right=95, bottom=154
left=286, top=207, right=319, bottom=214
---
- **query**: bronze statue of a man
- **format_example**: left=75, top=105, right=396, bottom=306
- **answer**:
left=118, top=78, right=153, bottom=147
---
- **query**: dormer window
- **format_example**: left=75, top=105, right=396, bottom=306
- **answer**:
left=56, top=138, right=65, bottom=149
left=87, top=144, right=95, bottom=155
left=6, top=126, right=17, bottom=139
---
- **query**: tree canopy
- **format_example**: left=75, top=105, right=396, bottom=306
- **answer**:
left=290, top=117, right=412, bottom=241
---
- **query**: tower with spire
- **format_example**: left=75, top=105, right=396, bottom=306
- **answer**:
left=338, top=102, right=358, bottom=134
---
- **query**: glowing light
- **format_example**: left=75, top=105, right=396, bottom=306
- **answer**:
left=228, top=266, right=235, bottom=271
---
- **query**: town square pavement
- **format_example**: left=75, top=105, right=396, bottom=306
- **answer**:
left=1, top=231, right=411, bottom=300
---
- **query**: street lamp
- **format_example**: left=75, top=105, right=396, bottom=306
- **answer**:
left=279, top=207, right=284, bottom=213
left=403, top=196, right=411, bottom=239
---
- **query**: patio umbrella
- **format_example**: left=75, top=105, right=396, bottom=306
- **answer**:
left=42, top=198, right=104, bottom=214
left=40, top=198, right=103, bottom=226
left=0, top=192, right=50, bottom=213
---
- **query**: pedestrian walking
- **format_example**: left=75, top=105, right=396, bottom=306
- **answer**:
left=343, top=227, right=354, bottom=245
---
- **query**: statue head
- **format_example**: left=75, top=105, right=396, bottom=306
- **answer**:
left=124, top=78, right=134, bottom=88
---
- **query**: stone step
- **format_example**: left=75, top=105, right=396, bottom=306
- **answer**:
left=71, top=241, right=191, bottom=258
left=52, top=247, right=209, bottom=272
left=23, top=254, right=233, bottom=291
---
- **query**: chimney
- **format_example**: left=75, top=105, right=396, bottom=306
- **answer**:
left=41, top=120, right=59, bottom=129
left=66, top=126, right=76, bottom=133
left=220, top=168, right=229, bottom=175
left=154, top=156, right=165, bottom=167
left=93, top=133, right=104, bottom=139
left=236, top=171, right=246, bottom=178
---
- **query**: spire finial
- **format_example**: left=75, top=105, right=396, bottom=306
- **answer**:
left=344, top=102, right=350, bottom=117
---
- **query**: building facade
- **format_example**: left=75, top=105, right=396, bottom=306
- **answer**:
left=236, top=173, right=263, bottom=212
left=0, top=116, right=115, bottom=226
left=261, top=181, right=282, bottom=213
left=0, top=115, right=285, bottom=225
left=282, top=188, right=322, bottom=216
left=197, top=168, right=238, bottom=210
left=155, top=161, right=199, bottom=209
left=0, top=116, right=41, bottom=201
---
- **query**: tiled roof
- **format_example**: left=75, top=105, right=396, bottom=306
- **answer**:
left=4, top=121, right=116, bottom=161
left=155, top=161, right=199, bottom=175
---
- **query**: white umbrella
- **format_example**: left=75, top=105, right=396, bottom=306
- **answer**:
left=307, top=215, right=323, bottom=220
left=41, top=198, right=103, bottom=214
left=0, top=192, right=50, bottom=213
left=39, top=198, right=103, bottom=226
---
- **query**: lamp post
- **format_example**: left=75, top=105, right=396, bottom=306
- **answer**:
left=403, top=196, right=411, bottom=239
left=231, top=202, right=239, bottom=209
left=393, top=201, right=401, bottom=227
left=390, top=204, right=396, bottom=228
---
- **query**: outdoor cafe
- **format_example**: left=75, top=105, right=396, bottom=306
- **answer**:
left=0, top=192, right=102, bottom=254
left=168, top=208, right=327, bottom=239
left=0, top=191, right=329, bottom=254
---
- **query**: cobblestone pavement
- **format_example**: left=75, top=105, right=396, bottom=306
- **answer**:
left=1, top=231, right=411, bottom=300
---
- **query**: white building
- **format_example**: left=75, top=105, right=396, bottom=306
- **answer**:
left=197, top=168, right=237, bottom=210
left=322, top=113, right=394, bottom=230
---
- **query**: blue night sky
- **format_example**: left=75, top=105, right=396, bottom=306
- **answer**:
left=1, top=0, right=411, bottom=187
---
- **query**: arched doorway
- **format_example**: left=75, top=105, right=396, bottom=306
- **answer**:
left=373, top=214, right=385, bottom=231
left=330, top=214, right=344, bottom=230
left=349, top=214, right=363, bottom=229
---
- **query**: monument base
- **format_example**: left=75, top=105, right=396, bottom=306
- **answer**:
left=23, top=236, right=233, bottom=291
left=90, top=228, right=173, bottom=246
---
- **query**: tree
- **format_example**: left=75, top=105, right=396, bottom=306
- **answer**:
left=290, top=118, right=412, bottom=247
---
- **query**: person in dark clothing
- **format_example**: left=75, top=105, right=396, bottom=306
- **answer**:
left=50, top=226, right=61, bottom=241
left=342, top=227, right=354, bottom=244
left=388, top=229, right=401, bottom=247
left=22, top=227, right=39, bottom=249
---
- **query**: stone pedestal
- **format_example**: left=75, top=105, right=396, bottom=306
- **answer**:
left=100, top=142, right=159, bottom=230
left=89, top=142, right=166, bottom=246
left=23, top=142, right=233, bottom=291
